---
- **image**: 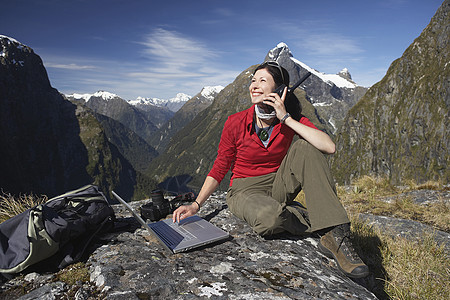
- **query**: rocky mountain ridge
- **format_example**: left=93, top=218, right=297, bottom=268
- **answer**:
left=92, top=112, right=159, bottom=174
left=69, top=91, right=191, bottom=113
left=0, top=35, right=91, bottom=197
left=66, top=92, right=161, bottom=146
left=267, top=43, right=368, bottom=133
left=150, top=86, right=224, bottom=152
left=330, top=0, right=449, bottom=185
left=66, top=86, right=225, bottom=153
left=0, top=35, right=154, bottom=199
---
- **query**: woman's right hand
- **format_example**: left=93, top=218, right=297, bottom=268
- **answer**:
left=172, top=175, right=219, bottom=223
left=172, top=203, right=198, bottom=223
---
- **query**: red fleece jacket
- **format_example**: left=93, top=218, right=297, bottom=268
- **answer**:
left=208, top=105, right=317, bottom=185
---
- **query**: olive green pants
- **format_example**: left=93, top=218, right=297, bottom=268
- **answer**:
left=226, top=139, right=349, bottom=236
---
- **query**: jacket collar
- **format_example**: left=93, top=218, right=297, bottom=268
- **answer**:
left=246, top=104, right=282, bottom=147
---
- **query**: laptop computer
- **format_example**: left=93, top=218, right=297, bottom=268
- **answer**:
left=112, top=191, right=229, bottom=254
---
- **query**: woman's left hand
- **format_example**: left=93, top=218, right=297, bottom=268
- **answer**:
left=263, top=86, right=288, bottom=120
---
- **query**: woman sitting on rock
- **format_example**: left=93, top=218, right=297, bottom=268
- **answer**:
left=172, top=61, right=369, bottom=278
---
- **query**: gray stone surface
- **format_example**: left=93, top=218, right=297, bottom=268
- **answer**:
left=85, top=194, right=377, bottom=299
left=359, top=214, right=450, bottom=252
left=359, top=187, right=450, bottom=251
left=382, top=188, right=450, bottom=205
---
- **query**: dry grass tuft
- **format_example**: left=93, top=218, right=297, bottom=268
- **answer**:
left=351, top=175, right=398, bottom=196
left=379, top=232, right=449, bottom=299
left=351, top=215, right=450, bottom=300
left=337, top=176, right=449, bottom=232
left=0, top=191, right=47, bottom=223
left=341, top=176, right=449, bottom=299
left=404, top=179, right=444, bottom=191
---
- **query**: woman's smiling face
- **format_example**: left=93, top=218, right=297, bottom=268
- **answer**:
left=249, top=68, right=276, bottom=105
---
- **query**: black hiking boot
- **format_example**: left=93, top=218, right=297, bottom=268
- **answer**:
left=318, top=223, right=369, bottom=278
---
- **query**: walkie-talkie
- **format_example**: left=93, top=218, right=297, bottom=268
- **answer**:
left=273, top=71, right=312, bottom=97
left=264, top=72, right=312, bottom=112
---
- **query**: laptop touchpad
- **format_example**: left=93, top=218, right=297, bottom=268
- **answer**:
left=182, top=222, right=203, bottom=231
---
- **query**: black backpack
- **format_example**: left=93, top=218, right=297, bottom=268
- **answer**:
left=0, top=184, right=115, bottom=274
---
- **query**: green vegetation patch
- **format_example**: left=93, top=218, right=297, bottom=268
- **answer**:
left=55, top=262, right=90, bottom=285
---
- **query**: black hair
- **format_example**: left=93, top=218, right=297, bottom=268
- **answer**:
left=253, top=62, right=302, bottom=121
left=254, top=62, right=289, bottom=87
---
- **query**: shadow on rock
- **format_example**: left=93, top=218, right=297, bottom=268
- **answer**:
left=352, top=229, right=389, bottom=300
left=203, top=204, right=228, bottom=222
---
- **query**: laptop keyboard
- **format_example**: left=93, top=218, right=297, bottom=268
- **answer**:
left=151, top=222, right=195, bottom=247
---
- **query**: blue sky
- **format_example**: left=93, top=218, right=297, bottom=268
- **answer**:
left=1, top=0, right=444, bottom=100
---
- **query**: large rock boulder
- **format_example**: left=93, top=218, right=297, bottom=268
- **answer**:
left=86, top=194, right=377, bottom=299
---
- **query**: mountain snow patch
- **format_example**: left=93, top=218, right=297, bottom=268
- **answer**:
left=201, top=86, right=224, bottom=100
left=170, top=93, right=191, bottom=103
left=0, top=35, right=23, bottom=46
left=129, top=93, right=191, bottom=112
left=92, top=91, right=119, bottom=100
left=0, top=35, right=29, bottom=62
left=129, top=97, right=163, bottom=107
left=68, top=91, right=119, bottom=102
left=267, top=42, right=357, bottom=89
left=291, top=57, right=356, bottom=89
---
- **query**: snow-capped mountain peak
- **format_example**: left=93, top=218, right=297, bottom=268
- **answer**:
left=169, top=93, right=191, bottom=103
left=92, top=91, right=118, bottom=100
left=267, top=42, right=358, bottom=89
left=338, top=68, right=352, bottom=80
left=0, top=35, right=21, bottom=44
left=129, top=93, right=192, bottom=112
left=0, top=35, right=31, bottom=66
left=67, top=91, right=119, bottom=102
left=266, top=42, right=293, bottom=60
left=201, top=86, right=224, bottom=101
left=129, top=97, right=163, bottom=106
left=290, top=57, right=357, bottom=89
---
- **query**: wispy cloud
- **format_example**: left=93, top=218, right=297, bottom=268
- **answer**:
left=46, top=62, right=96, bottom=70
left=212, top=7, right=235, bottom=18
left=274, top=20, right=364, bottom=58
left=119, top=28, right=239, bottom=97
left=302, top=34, right=363, bottom=56
left=140, top=28, right=217, bottom=68
left=45, top=28, right=241, bottom=99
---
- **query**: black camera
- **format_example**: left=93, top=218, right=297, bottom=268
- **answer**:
left=140, top=190, right=195, bottom=222
left=140, top=189, right=171, bottom=222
